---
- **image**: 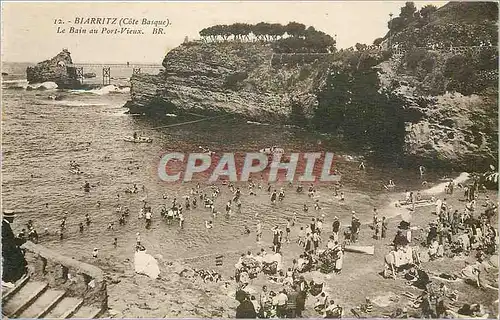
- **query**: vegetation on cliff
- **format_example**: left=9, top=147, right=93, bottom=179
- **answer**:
left=199, top=22, right=336, bottom=53
left=385, top=2, right=497, bottom=48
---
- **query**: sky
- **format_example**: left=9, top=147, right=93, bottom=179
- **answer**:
left=1, top=1, right=447, bottom=63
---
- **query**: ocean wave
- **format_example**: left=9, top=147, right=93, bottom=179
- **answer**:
left=2, top=79, right=29, bottom=90
left=246, top=120, right=269, bottom=126
left=27, top=82, right=58, bottom=90
left=3, top=81, right=59, bottom=91
left=70, top=84, right=130, bottom=95
left=54, top=100, right=107, bottom=107
left=2, top=79, right=28, bottom=84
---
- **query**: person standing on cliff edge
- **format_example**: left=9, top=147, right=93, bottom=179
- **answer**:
left=2, top=210, right=28, bottom=284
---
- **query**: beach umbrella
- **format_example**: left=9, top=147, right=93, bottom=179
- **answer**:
left=401, top=211, right=412, bottom=223
left=309, top=270, right=327, bottom=284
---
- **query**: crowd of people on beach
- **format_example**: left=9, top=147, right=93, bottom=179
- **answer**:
left=379, top=177, right=498, bottom=319
left=4, top=156, right=498, bottom=319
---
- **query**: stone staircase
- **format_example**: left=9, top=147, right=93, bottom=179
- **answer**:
left=2, top=273, right=101, bottom=319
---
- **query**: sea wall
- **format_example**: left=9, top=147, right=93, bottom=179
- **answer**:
left=22, top=241, right=108, bottom=312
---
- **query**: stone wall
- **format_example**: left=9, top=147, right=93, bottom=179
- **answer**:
left=21, top=241, right=108, bottom=312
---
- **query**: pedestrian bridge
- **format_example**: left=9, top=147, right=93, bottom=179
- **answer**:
left=67, top=63, right=162, bottom=69
left=66, top=63, right=163, bottom=85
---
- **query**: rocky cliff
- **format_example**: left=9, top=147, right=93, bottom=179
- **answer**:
left=125, top=1, right=498, bottom=170
left=375, top=1, right=498, bottom=169
left=26, top=49, right=81, bottom=89
left=377, top=55, right=498, bottom=169
left=126, top=42, right=329, bottom=122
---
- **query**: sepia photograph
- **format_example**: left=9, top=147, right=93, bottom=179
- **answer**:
left=1, top=1, right=498, bottom=318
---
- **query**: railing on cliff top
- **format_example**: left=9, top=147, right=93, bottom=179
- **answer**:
left=269, top=45, right=496, bottom=67
left=391, top=45, right=495, bottom=56
left=67, top=63, right=162, bottom=68
left=21, top=241, right=108, bottom=312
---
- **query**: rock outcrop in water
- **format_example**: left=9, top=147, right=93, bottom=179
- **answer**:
left=125, top=42, right=328, bottom=122
left=26, top=49, right=81, bottom=89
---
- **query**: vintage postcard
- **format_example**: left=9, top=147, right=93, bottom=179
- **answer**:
left=1, top=1, right=498, bottom=319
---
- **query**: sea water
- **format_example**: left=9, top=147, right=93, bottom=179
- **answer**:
left=1, top=62, right=449, bottom=266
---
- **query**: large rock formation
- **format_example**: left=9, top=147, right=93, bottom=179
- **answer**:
left=125, top=1, right=498, bottom=170
left=374, top=1, right=498, bottom=169
left=125, top=42, right=329, bottom=122
left=402, top=91, right=497, bottom=168
left=26, top=49, right=81, bottom=89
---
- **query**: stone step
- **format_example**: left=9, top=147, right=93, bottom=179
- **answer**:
left=44, top=297, right=83, bottom=319
left=2, top=281, right=48, bottom=317
left=18, top=289, right=66, bottom=318
left=2, top=273, right=30, bottom=303
left=70, top=305, right=102, bottom=319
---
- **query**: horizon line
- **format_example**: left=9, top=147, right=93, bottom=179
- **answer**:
left=2, top=61, right=164, bottom=65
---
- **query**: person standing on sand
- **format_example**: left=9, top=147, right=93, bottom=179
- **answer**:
left=335, top=248, right=344, bottom=274
left=351, top=212, right=360, bottom=243
left=435, top=198, right=442, bottom=216
left=276, top=289, right=288, bottom=318
left=372, top=208, right=378, bottom=229
left=145, top=209, right=152, bottom=229
left=179, top=212, right=185, bottom=229
left=292, top=212, right=298, bottom=226
left=310, top=218, right=317, bottom=234
left=305, top=233, right=313, bottom=253
left=298, top=227, right=305, bottom=247
left=332, top=217, right=340, bottom=241
left=272, top=226, right=280, bottom=253
left=419, top=166, right=425, bottom=179
left=236, top=295, right=257, bottom=319
left=312, top=232, right=321, bottom=253
left=317, top=218, right=323, bottom=235
left=381, top=217, right=388, bottom=239
left=286, top=219, right=292, bottom=243
left=256, top=221, right=262, bottom=242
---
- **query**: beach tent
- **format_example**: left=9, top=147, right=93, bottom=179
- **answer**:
left=134, top=250, right=160, bottom=279
left=263, top=253, right=283, bottom=271
left=401, top=212, right=412, bottom=223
